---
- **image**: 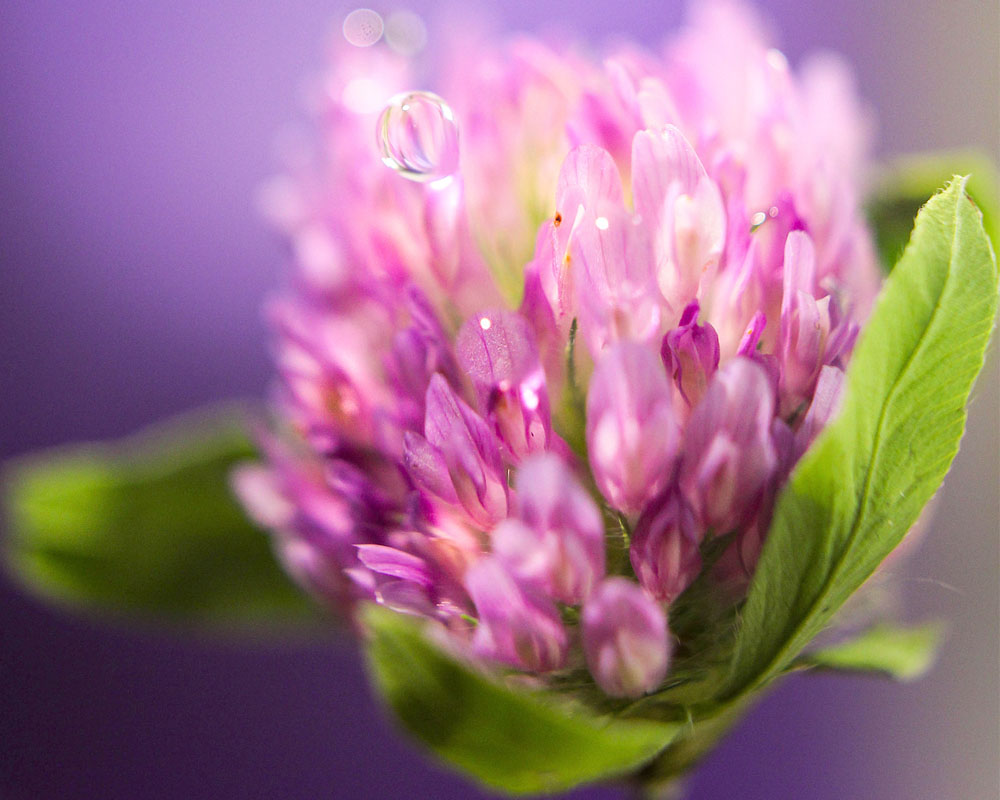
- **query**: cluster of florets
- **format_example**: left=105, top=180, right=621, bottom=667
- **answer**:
left=235, top=3, right=880, bottom=697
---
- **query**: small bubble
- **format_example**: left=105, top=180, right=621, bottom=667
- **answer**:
left=343, top=8, right=384, bottom=47
left=377, top=91, right=460, bottom=183
left=384, top=10, right=427, bottom=56
left=768, top=206, right=779, bottom=217
left=521, top=385, right=540, bottom=411
left=766, top=48, right=788, bottom=72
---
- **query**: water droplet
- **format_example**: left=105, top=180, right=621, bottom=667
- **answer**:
left=768, top=205, right=779, bottom=217
left=595, top=216, right=610, bottom=230
left=384, top=10, right=427, bottom=56
left=377, top=91, right=460, bottom=183
left=766, top=48, right=788, bottom=72
left=520, top=384, right=540, bottom=411
left=343, top=8, right=384, bottom=47
left=479, top=316, right=492, bottom=330
left=750, top=210, right=767, bottom=231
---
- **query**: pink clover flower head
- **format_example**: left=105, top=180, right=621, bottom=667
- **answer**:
left=240, top=2, right=880, bottom=696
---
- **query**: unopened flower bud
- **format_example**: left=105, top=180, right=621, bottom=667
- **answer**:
left=586, top=342, right=680, bottom=515
left=582, top=578, right=670, bottom=698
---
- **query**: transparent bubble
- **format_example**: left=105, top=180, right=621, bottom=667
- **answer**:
left=766, top=48, right=789, bottom=72
left=384, top=10, right=427, bottom=56
left=343, top=8, right=384, bottom=47
left=376, top=91, right=460, bottom=183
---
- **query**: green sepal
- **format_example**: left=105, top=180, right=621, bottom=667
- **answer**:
left=867, top=152, right=998, bottom=272
left=363, top=603, right=682, bottom=795
left=794, top=622, right=944, bottom=682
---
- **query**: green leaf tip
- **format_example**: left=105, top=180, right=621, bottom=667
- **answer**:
left=2, top=405, right=319, bottom=630
left=867, top=152, right=999, bottom=273
left=724, top=177, right=998, bottom=699
left=797, top=622, right=944, bottom=682
left=362, top=604, right=682, bottom=795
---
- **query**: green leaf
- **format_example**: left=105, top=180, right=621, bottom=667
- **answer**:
left=724, top=177, right=998, bottom=698
left=796, top=622, right=944, bottom=682
left=3, top=406, right=318, bottom=629
left=363, top=604, right=682, bottom=795
left=867, top=152, right=998, bottom=273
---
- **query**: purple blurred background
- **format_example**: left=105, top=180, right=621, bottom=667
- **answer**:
left=1, top=2, right=996, bottom=798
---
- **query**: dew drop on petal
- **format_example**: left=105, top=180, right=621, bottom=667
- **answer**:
left=343, top=8, right=384, bottom=47
left=766, top=48, right=788, bottom=73
left=377, top=91, right=460, bottom=182
left=521, top=384, right=540, bottom=411
left=750, top=210, right=767, bottom=231
left=479, top=316, right=492, bottom=330
left=595, top=216, right=610, bottom=230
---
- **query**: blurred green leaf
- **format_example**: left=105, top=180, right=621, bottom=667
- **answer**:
left=3, top=406, right=318, bottom=629
left=724, top=177, right=998, bottom=698
left=867, top=151, right=998, bottom=273
left=363, top=604, right=682, bottom=795
left=796, top=622, right=944, bottom=682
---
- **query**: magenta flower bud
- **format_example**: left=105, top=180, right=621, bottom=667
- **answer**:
left=519, top=251, right=566, bottom=387
left=735, top=310, right=767, bottom=358
left=492, top=454, right=605, bottom=604
left=661, top=301, right=720, bottom=417
left=269, top=300, right=377, bottom=452
left=355, top=544, right=437, bottom=616
left=231, top=464, right=295, bottom=531
left=555, top=144, right=625, bottom=220
left=735, top=310, right=780, bottom=395
left=679, top=357, right=778, bottom=534
left=631, top=126, right=726, bottom=313
left=355, top=542, right=472, bottom=621
left=582, top=578, right=670, bottom=698
left=232, top=454, right=366, bottom=609
left=466, top=557, right=568, bottom=672
left=533, top=146, right=628, bottom=329
left=572, top=204, right=661, bottom=356
left=356, top=544, right=435, bottom=589
left=586, top=342, right=681, bottom=515
left=779, top=231, right=832, bottom=415
left=456, top=309, right=552, bottom=460
left=630, top=486, right=702, bottom=602
left=794, top=364, right=845, bottom=460
left=385, top=286, right=461, bottom=433
left=403, top=374, right=509, bottom=529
